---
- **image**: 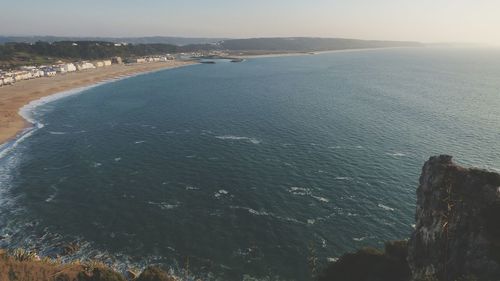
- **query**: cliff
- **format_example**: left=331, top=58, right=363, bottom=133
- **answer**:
left=408, top=155, right=500, bottom=281
left=320, top=155, right=500, bottom=281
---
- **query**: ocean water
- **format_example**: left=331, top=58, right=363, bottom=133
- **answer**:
left=0, top=48, right=499, bottom=280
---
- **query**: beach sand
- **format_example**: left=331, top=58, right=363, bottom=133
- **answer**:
left=0, top=61, right=195, bottom=145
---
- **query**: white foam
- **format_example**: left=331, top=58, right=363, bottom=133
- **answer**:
left=335, top=177, right=353, bottom=181
left=48, top=131, right=67, bottom=135
left=147, top=201, right=180, bottom=210
left=114, top=157, right=122, bottom=162
left=230, top=205, right=303, bottom=224
left=215, top=135, right=261, bottom=144
left=134, top=140, right=146, bottom=144
left=214, top=189, right=229, bottom=199
left=185, top=185, right=199, bottom=190
left=353, top=236, right=367, bottom=241
left=288, top=186, right=311, bottom=196
left=386, top=152, right=406, bottom=157
left=45, top=193, right=56, bottom=202
left=378, top=203, right=395, bottom=211
left=311, top=195, right=330, bottom=203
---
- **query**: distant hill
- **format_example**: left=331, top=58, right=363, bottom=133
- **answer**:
left=219, top=37, right=422, bottom=51
left=0, top=36, right=227, bottom=46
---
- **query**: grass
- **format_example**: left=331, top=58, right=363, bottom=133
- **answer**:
left=0, top=248, right=175, bottom=281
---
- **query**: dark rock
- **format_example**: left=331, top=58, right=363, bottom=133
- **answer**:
left=78, top=267, right=126, bottom=281
left=318, top=241, right=410, bottom=281
left=137, top=266, right=176, bottom=281
left=61, top=242, right=81, bottom=256
left=408, top=155, right=500, bottom=281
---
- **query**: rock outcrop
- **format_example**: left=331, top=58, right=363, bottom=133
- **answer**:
left=408, top=155, right=500, bottom=281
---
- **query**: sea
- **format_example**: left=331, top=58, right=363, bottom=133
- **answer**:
left=0, top=48, right=499, bottom=281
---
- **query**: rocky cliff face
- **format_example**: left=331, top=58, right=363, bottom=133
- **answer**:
left=408, top=155, right=500, bottom=281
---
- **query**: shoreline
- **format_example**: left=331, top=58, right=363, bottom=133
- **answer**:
left=234, top=46, right=419, bottom=59
left=0, top=61, right=196, bottom=149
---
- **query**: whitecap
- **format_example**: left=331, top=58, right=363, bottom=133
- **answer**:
left=147, top=201, right=180, bottom=210
left=288, top=186, right=311, bottom=196
left=386, top=152, right=406, bottom=157
left=45, top=189, right=58, bottom=203
left=353, top=236, right=367, bottom=241
left=114, top=157, right=122, bottom=162
left=311, top=195, right=329, bottom=203
left=215, top=135, right=261, bottom=144
left=49, top=131, right=67, bottom=135
left=185, top=185, right=199, bottom=191
left=378, top=203, right=395, bottom=211
left=134, top=140, right=146, bottom=144
left=307, top=219, right=316, bottom=225
left=335, top=177, right=352, bottom=181
left=214, top=189, right=229, bottom=199
left=91, top=162, right=102, bottom=168
left=327, top=257, right=339, bottom=263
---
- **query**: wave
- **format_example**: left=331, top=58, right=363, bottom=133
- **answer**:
left=147, top=201, right=180, bottom=210
left=215, top=135, right=261, bottom=144
left=185, top=185, right=199, bottom=191
left=335, top=176, right=353, bottom=181
left=377, top=203, right=395, bottom=211
left=48, top=131, right=67, bottom=135
left=385, top=152, right=407, bottom=157
left=229, top=205, right=303, bottom=224
left=352, top=236, right=368, bottom=242
left=214, top=189, right=230, bottom=199
left=288, top=186, right=330, bottom=203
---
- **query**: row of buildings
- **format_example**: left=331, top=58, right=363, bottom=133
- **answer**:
left=0, top=55, right=175, bottom=87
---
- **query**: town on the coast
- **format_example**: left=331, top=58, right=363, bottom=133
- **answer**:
left=0, top=54, right=181, bottom=87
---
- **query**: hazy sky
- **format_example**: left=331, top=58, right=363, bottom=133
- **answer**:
left=1, top=0, right=499, bottom=45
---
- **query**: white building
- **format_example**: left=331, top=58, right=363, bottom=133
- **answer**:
left=65, top=63, right=77, bottom=72
left=75, top=62, right=96, bottom=71
left=13, top=71, right=32, bottom=82
left=53, top=64, right=67, bottom=74
left=41, top=67, right=57, bottom=77
left=2, top=75, right=14, bottom=85
left=103, top=60, right=112, bottom=66
left=95, top=61, right=105, bottom=68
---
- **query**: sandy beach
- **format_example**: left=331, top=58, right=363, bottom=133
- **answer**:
left=0, top=61, right=195, bottom=145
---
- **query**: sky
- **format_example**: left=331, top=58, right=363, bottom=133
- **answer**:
left=1, top=0, right=499, bottom=45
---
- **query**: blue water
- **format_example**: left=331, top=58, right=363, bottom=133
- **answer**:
left=0, top=48, right=499, bottom=280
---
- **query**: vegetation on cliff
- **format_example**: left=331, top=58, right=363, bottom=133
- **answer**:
left=0, top=249, right=173, bottom=281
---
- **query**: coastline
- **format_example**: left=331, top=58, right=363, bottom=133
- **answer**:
left=235, top=46, right=420, bottom=59
left=0, top=61, right=196, bottom=148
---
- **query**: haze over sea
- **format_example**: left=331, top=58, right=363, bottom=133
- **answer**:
left=0, top=48, right=499, bottom=280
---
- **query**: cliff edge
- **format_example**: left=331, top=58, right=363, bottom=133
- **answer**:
left=408, top=155, right=500, bottom=281
left=320, top=155, right=500, bottom=281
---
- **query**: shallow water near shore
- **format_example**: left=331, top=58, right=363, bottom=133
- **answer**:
left=1, top=48, right=500, bottom=280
